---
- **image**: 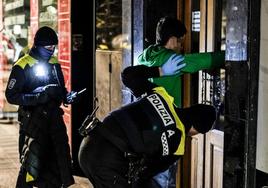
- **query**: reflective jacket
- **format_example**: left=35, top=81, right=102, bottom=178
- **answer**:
left=5, top=54, right=74, bottom=187
left=109, top=86, right=186, bottom=157
left=118, top=65, right=186, bottom=157
left=5, top=54, right=67, bottom=106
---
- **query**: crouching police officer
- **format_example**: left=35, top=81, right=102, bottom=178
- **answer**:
left=5, top=26, right=76, bottom=188
left=78, top=61, right=216, bottom=188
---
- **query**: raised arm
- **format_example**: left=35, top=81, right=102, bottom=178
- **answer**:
left=122, top=55, right=185, bottom=97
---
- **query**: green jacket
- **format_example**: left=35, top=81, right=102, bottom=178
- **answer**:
left=138, top=44, right=225, bottom=107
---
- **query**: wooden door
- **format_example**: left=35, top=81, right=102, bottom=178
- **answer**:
left=95, top=50, right=123, bottom=119
left=178, top=0, right=225, bottom=187
left=204, top=130, right=224, bottom=188
left=199, top=0, right=224, bottom=187
left=189, top=134, right=204, bottom=188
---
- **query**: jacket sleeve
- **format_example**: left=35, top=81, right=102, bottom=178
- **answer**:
left=5, top=65, right=46, bottom=106
left=181, top=51, right=225, bottom=73
left=55, top=64, right=67, bottom=91
left=54, top=63, right=68, bottom=98
left=121, top=65, right=160, bottom=97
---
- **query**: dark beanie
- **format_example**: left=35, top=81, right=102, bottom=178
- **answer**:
left=177, top=104, right=216, bottom=134
left=34, top=26, right=58, bottom=46
left=156, top=16, right=187, bottom=45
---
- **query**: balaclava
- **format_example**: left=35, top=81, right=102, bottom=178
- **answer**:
left=30, top=26, right=58, bottom=62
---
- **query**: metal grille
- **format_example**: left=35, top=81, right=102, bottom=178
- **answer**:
left=200, top=70, right=225, bottom=130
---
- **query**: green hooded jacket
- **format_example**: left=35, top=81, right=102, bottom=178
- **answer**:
left=138, top=44, right=225, bottom=107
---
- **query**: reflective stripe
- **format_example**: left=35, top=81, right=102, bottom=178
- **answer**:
left=153, top=87, right=185, bottom=155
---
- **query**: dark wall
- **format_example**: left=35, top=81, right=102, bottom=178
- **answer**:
left=143, top=0, right=177, bottom=47
left=224, top=62, right=248, bottom=188
left=71, top=0, right=95, bottom=176
left=223, top=0, right=261, bottom=187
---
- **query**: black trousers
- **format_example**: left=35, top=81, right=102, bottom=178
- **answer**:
left=78, top=130, right=168, bottom=188
left=16, top=167, right=61, bottom=188
left=16, top=132, right=63, bottom=188
left=16, top=167, right=32, bottom=188
left=78, top=131, right=130, bottom=188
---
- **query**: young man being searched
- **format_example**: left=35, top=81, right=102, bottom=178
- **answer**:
left=138, top=16, right=225, bottom=187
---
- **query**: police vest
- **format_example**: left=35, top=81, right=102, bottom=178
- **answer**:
left=111, top=86, right=186, bottom=156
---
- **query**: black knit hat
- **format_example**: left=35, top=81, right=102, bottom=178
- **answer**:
left=156, top=16, right=187, bottom=45
left=177, top=104, right=216, bottom=134
left=34, top=26, right=58, bottom=46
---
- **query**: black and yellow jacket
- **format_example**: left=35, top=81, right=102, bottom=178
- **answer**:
left=5, top=54, right=74, bottom=187
left=5, top=54, right=66, bottom=106
left=117, top=65, right=186, bottom=157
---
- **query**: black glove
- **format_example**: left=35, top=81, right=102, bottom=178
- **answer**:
left=32, top=84, right=64, bottom=104
left=36, top=84, right=64, bottom=102
left=45, top=85, right=64, bottom=100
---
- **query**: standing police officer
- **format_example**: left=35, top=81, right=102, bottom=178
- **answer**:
left=78, top=63, right=216, bottom=188
left=6, top=26, right=75, bottom=188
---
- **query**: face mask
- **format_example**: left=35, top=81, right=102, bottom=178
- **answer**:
left=30, top=46, right=54, bottom=62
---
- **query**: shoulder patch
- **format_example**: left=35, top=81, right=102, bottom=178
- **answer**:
left=8, top=78, right=16, bottom=89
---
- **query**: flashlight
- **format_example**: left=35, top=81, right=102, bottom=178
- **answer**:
left=34, top=63, right=47, bottom=77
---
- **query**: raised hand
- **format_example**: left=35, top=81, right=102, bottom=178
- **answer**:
left=160, top=54, right=186, bottom=76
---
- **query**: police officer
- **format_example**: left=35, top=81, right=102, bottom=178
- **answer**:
left=6, top=26, right=75, bottom=188
left=78, top=62, right=216, bottom=188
